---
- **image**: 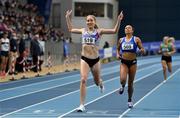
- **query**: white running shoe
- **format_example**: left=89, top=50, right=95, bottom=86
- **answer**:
left=128, top=102, right=133, bottom=108
left=163, top=80, right=166, bottom=83
left=76, top=104, right=85, bottom=112
left=99, top=81, right=105, bottom=93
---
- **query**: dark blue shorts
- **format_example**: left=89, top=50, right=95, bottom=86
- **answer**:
left=0, top=51, right=9, bottom=57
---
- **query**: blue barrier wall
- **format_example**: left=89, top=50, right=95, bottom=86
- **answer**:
left=99, top=40, right=180, bottom=58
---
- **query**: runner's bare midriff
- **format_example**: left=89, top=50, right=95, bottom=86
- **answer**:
left=81, top=44, right=99, bottom=59
left=122, top=52, right=136, bottom=60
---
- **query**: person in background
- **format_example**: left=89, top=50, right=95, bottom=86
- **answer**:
left=38, top=36, right=45, bottom=71
left=9, top=32, right=18, bottom=75
left=0, top=32, right=10, bottom=77
left=103, top=41, right=110, bottom=49
left=30, top=34, right=41, bottom=73
left=103, top=41, right=110, bottom=62
left=16, top=34, right=26, bottom=72
left=8, top=32, right=18, bottom=80
left=159, top=36, right=176, bottom=82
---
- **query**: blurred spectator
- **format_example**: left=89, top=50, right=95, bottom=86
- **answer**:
left=0, top=32, right=10, bottom=76
left=49, top=28, right=57, bottom=41
left=15, top=34, right=26, bottom=72
left=0, top=16, right=13, bottom=33
left=0, top=0, right=68, bottom=76
left=103, top=41, right=110, bottom=49
left=69, top=37, right=72, bottom=43
left=5, top=0, right=10, bottom=11
left=38, top=36, right=45, bottom=71
left=18, top=34, right=26, bottom=57
left=30, top=34, right=41, bottom=72
left=9, top=32, right=18, bottom=75
left=59, top=32, right=64, bottom=42
left=63, top=38, right=69, bottom=58
left=103, top=41, right=110, bottom=62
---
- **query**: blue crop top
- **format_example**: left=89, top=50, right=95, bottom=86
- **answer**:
left=120, top=36, right=138, bottom=53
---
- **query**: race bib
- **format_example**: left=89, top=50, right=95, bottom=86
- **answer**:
left=122, top=43, right=134, bottom=50
left=162, top=47, right=169, bottom=52
left=82, top=37, right=96, bottom=44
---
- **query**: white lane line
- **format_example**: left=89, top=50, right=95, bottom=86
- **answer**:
left=0, top=63, right=161, bottom=102
left=1, top=62, right=180, bottom=117
left=0, top=74, right=79, bottom=92
left=0, top=63, right=120, bottom=92
left=59, top=63, right=180, bottom=118
left=118, top=68, right=180, bottom=118
left=58, top=68, right=165, bottom=118
left=0, top=56, right=165, bottom=92
left=1, top=63, right=164, bottom=118
left=1, top=76, right=120, bottom=118
left=0, top=68, right=119, bottom=102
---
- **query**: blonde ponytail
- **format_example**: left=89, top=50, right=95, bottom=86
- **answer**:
left=94, top=24, right=99, bottom=29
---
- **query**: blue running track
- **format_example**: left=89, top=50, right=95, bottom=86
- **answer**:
left=0, top=55, right=180, bottom=118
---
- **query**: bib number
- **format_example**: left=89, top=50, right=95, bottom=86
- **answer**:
left=162, top=47, right=169, bottom=52
left=82, top=37, right=95, bottom=44
left=122, top=43, right=134, bottom=50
